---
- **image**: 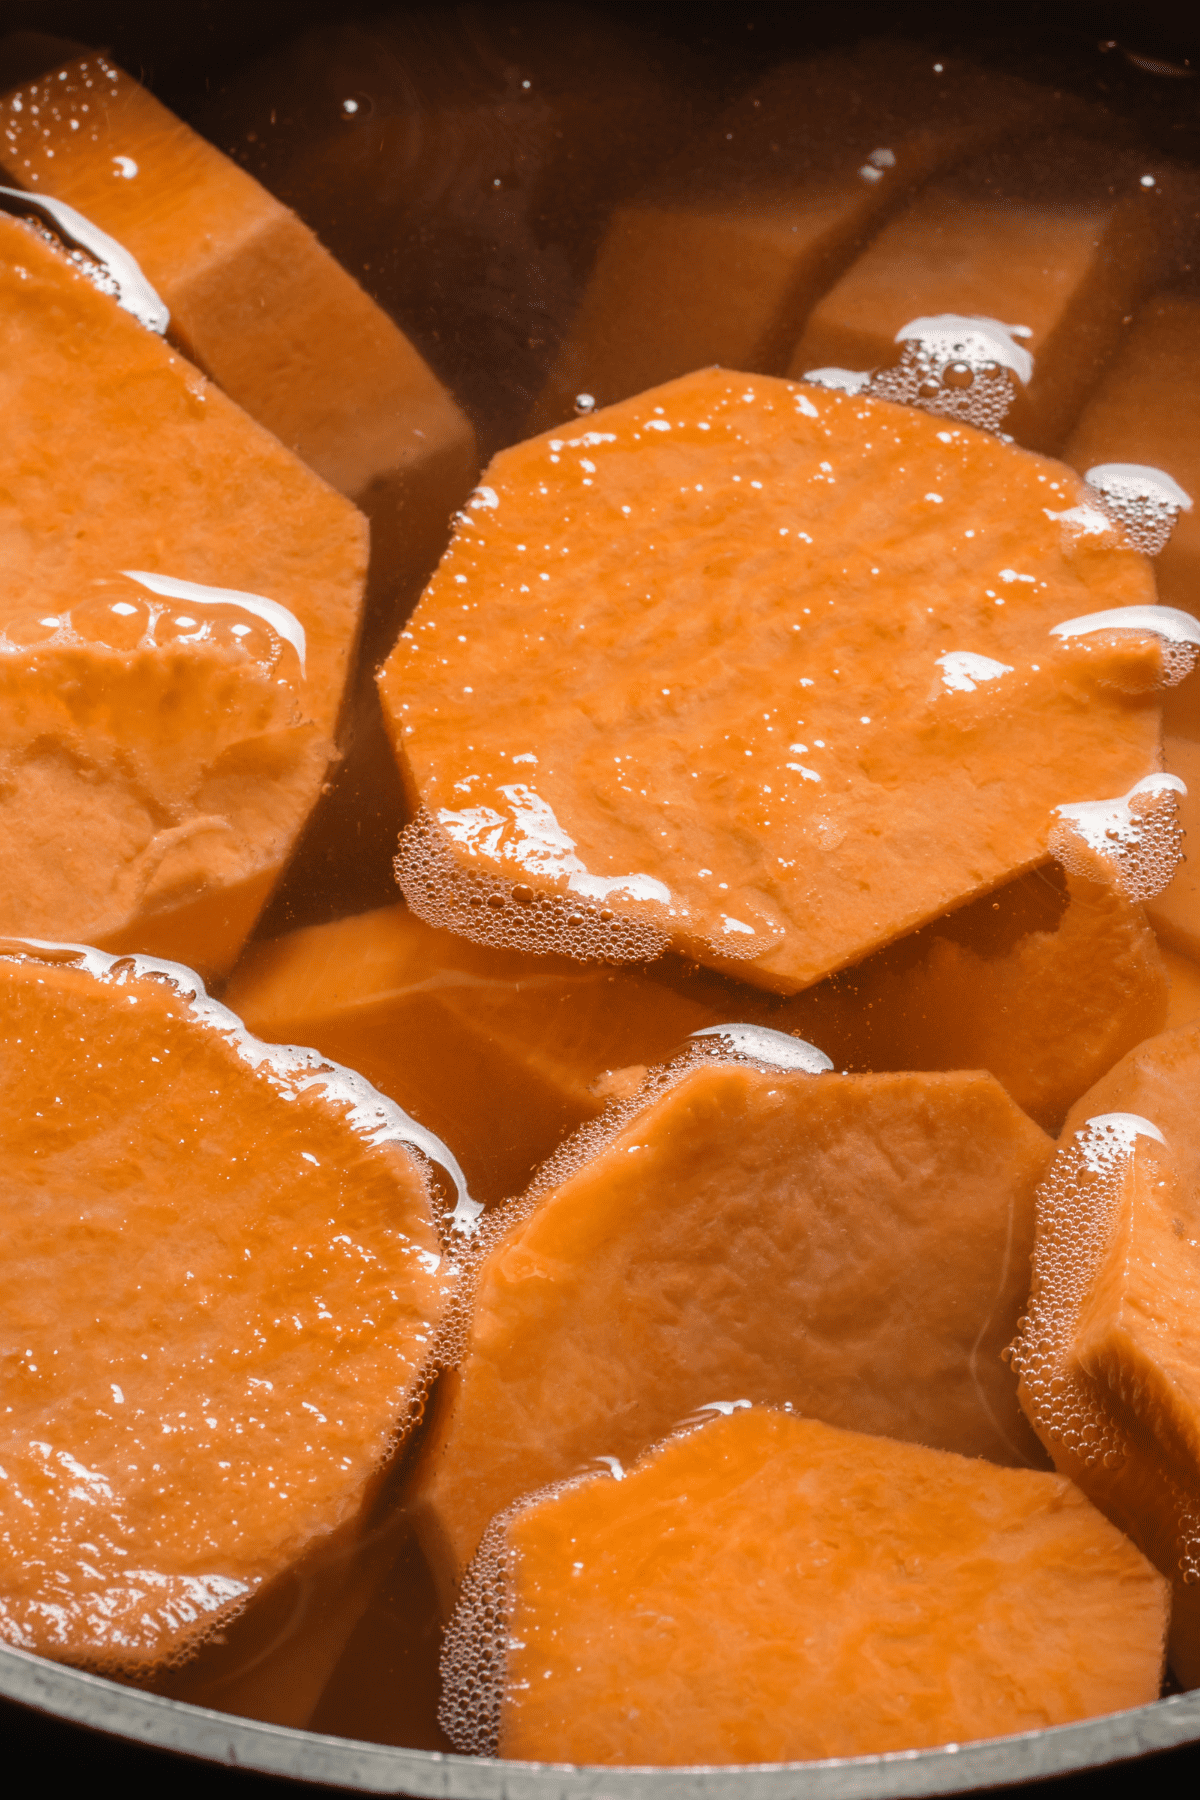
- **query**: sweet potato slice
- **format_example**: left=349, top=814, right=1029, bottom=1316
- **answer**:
left=410, top=1060, right=1053, bottom=1609
left=0, top=51, right=476, bottom=609
left=224, top=903, right=716, bottom=1204
left=788, top=144, right=1170, bottom=453
left=0, top=212, right=365, bottom=977
left=774, top=868, right=1168, bottom=1129
left=1012, top=1023, right=1200, bottom=1684
left=0, top=939, right=455, bottom=1672
left=383, top=367, right=1167, bottom=993
left=529, top=45, right=1057, bottom=431
left=440, top=1408, right=1166, bottom=1763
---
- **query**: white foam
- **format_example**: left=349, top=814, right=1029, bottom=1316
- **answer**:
left=1051, top=605, right=1200, bottom=687
left=1050, top=772, right=1186, bottom=901
left=0, top=184, right=168, bottom=333
left=802, top=367, right=872, bottom=393
left=395, top=807, right=671, bottom=966
left=689, top=1024, right=832, bottom=1073
left=892, top=314, right=1034, bottom=384
left=937, top=651, right=1014, bottom=693
left=1083, top=464, right=1193, bottom=556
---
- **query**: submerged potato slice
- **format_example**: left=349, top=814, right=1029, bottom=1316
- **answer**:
left=0, top=941, right=455, bottom=1671
left=1012, top=1022, right=1200, bottom=1686
left=529, top=44, right=1052, bottom=430
left=410, top=1060, right=1053, bottom=1607
left=382, top=367, right=1164, bottom=992
left=774, top=868, right=1169, bottom=1129
left=0, top=213, right=366, bottom=977
left=788, top=141, right=1168, bottom=453
left=225, top=903, right=715, bottom=1204
left=0, top=52, right=476, bottom=601
left=441, top=1408, right=1167, bottom=1764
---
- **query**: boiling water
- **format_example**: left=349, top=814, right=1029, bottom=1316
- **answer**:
left=3, top=0, right=1200, bottom=1755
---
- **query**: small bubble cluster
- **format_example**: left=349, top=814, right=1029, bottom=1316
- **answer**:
left=807, top=315, right=1031, bottom=435
left=438, top=1512, right=517, bottom=1756
left=394, top=809, right=671, bottom=965
left=1007, top=1120, right=1138, bottom=1471
left=1050, top=775, right=1185, bottom=903
left=17, top=212, right=121, bottom=303
left=1084, top=463, right=1193, bottom=557
left=869, top=340, right=1018, bottom=432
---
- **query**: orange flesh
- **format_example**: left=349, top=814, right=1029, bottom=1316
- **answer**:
left=771, top=869, right=1169, bottom=1130
left=1146, top=738, right=1200, bottom=959
left=224, top=903, right=716, bottom=1204
left=410, top=1062, right=1053, bottom=1608
left=0, top=942, right=454, bottom=1670
left=0, top=212, right=365, bottom=978
left=1015, top=1023, right=1200, bottom=1686
left=0, top=54, right=477, bottom=603
left=475, top=1408, right=1167, bottom=1764
left=529, top=45, right=1057, bottom=430
left=381, top=366, right=1164, bottom=992
left=788, top=145, right=1168, bottom=453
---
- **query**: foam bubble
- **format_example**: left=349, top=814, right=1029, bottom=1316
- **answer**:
left=1084, top=464, right=1193, bottom=556
left=802, top=367, right=872, bottom=394
left=0, top=183, right=168, bottom=333
left=1049, top=773, right=1186, bottom=901
left=689, top=1023, right=832, bottom=1073
left=937, top=651, right=1014, bottom=693
left=394, top=807, right=671, bottom=966
left=807, top=315, right=1033, bottom=434
left=1050, top=605, right=1200, bottom=687
left=1007, top=1115, right=1146, bottom=1471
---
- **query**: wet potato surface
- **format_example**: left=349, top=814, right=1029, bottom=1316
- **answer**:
left=4, top=0, right=1200, bottom=1772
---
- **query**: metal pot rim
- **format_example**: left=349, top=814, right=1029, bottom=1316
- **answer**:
left=2, top=1639, right=1197, bottom=1795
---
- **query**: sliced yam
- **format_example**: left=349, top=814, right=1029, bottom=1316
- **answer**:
left=1012, top=1023, right=1200, bottom=1683
left=0, top=939, right=455, bottom=1672
left=198, top=12, right=704, bottom=457
left=1062, top=292, right=1200, bottom=738
left=0, top=213, right=365, bottom=978
left=382, top=367, right=1166, bottom=993
left=788, top=143, right=1172, bottom=453
left=0, top=52, right=477, bottom=608
left=441, top=1408, right=1167, bottom=1764
left=410, top=1061, right=1053, bottom=1609
left=529, top=46, right=1079, bottom=431
left=1146, top=737, right=1200, bottom=958
left=1162, top=946, right=1200, bottom=1030
left=774, top=868, right=1169, bottom=1130
left=224, top=903, right=717, bottom=1205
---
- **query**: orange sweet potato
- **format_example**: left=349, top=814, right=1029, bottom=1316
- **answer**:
left=441, top=1407, right=1166, bottom=1763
